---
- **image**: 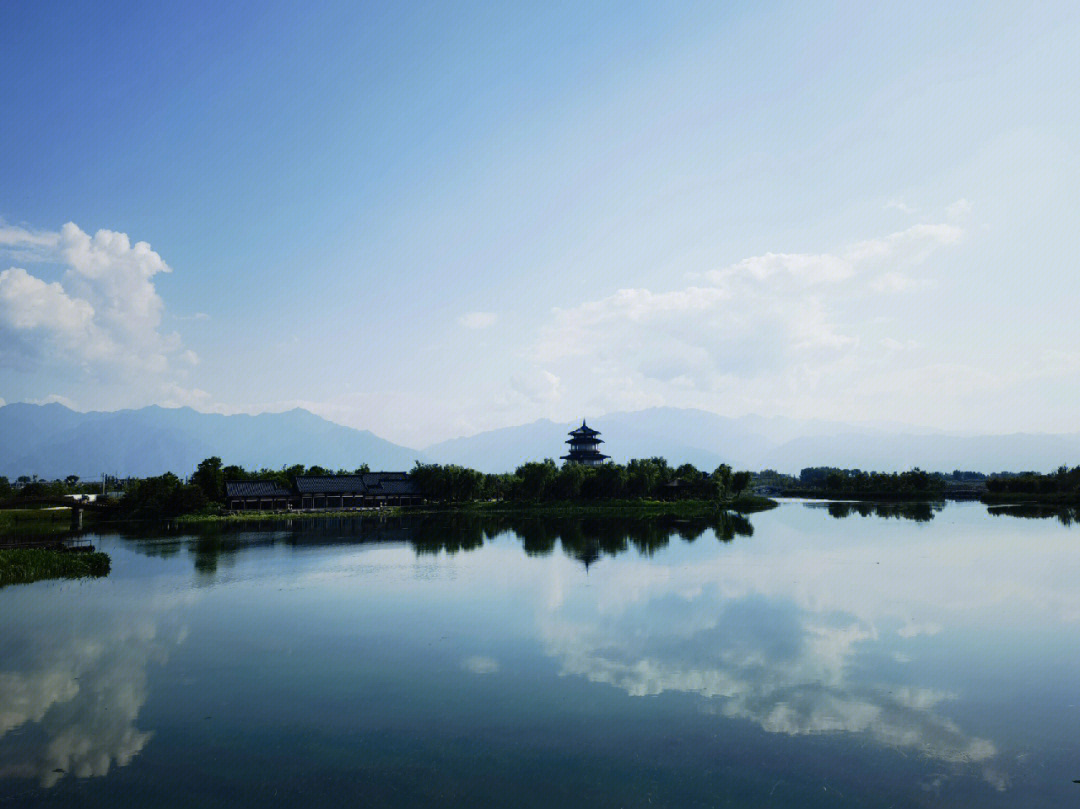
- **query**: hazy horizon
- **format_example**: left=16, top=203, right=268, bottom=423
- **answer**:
left=2, top=2, right=1078, bottom=447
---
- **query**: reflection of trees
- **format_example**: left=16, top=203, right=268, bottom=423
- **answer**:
left=126, top=512, right=758, bottom=571
left=822, top=501, right=942, bottom=522
left=409, top=515, right=488, bottom=556
left=988, top=504, right=1080, bottom=525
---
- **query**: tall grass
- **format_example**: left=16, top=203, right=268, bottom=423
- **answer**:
left=0, top=508, right=74, bottom=537
left=0, top=549, right=111, bottom=587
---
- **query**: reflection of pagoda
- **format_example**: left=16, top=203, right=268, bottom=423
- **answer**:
left=561, top=420, right=610, bottom=466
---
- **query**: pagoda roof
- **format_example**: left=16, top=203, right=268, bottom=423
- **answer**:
left=568, top=420, right=601, bottom=437
left=561, top=452, right=610, bottom=461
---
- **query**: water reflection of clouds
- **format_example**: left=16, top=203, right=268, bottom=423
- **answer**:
left=533, top=528, right=1067, bottom=791
left=0, top=594, right=189, bottom=788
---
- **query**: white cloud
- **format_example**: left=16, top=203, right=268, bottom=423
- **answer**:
left=0, top=262, right=89, bottom=368
left=885, top=199, right=918, bottom=215
left=842, top=223, right=963, bottom=265
left=0, top=222, right=192, bottom=380
left=871, top=272, right=934, bottom=293
left=0, top=220, right=61, bottom=264
left=458, top=311, right=497, bottom=329
left=530, top=221, right=965, bottom=415
left=879, top=337, right=920, bottom=352
left=26, top=394, right=79, bottom=409
left=946, top=198, right=972, bottom=219
left=508, top=368, right=561, bottom=405
left=897, top=620, right=942, bottom=639
left=461, top=655, right=500, bottom=674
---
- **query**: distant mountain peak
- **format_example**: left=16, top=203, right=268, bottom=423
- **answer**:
left=0, top=402, right=424, bottom=478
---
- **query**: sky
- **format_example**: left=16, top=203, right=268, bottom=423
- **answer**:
left=1, top=0, right=1078, bottom=448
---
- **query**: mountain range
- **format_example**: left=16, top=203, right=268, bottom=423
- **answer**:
left=2, top=402, right=1079, bottom=479
left=0, top=403, right=422, bottom=480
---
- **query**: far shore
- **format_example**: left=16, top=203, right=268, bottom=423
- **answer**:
left=175, top=495, right=780, bottom=525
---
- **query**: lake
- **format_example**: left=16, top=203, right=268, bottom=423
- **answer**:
left=1, top=501, right=1078, bottom=807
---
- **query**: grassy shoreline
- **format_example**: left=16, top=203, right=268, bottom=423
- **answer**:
left=980, top=492, right=1080, bottom=506
left=0, top=507, right=77, bottom=538
left=0, top=548, right=111, bottom=588
left=175, top=495, right=778, bottom=525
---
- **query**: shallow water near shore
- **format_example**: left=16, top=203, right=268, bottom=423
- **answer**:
left=1, top=501, right=1078, bottom=807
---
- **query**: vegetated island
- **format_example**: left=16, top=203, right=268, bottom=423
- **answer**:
left=766, top=465, right=1080, bottom=507
left=766, top=467, right=987, bottom=500
left=170, top=457, right=776, bottom=524
left=0, top=547, right=110, bottom=588
left=6, top=459, right=1080, bottom=542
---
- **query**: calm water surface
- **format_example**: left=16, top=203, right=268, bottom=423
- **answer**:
left=1, top=502, right=1078, bottom=807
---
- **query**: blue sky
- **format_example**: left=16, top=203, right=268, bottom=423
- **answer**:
left=1, top=1, right=1078, bottom=446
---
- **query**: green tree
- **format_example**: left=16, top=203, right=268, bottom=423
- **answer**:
left=516, top=460, right=558, bottom=500
left=712, top=464, right=733, bottom=498
left=553, top=463, right=587, bottom=500
left=192, top=457, right=225, bottom=502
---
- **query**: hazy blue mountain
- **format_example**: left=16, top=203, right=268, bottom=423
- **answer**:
left=760, top=432, right=1080, bottom=474
left=425, top=407, right=1080, bottom=474
left=424, top=407, right=782, bottom=472
left=0, top=404, right=424, bottom=479
left=423, top=413, right=731, bottom=473
left=4, top=402, right=1078, bottom=480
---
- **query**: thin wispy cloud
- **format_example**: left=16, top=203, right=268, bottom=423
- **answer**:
left=458, top=311, right=497, bottom=330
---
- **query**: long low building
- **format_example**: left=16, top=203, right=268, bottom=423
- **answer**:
left=224, top=480, right=293, bottom=511
left=225, top=472, right=421, bottom=511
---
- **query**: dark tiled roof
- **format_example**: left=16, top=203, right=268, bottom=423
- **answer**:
left=225, top=480, right=291, bottom=498
left=569, top=421, right=601, bottom=437
left=376, top=479, right=418, bottom=495
left=362, top=472, right=418, bottom=495
left=295, top=475, right=367, bottom=495
left=294, top=473, right=417, bottom=496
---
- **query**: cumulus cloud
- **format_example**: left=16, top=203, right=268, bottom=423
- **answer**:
left=459, top=311, right=497, bottom=329
left=0, top=221, right=195, bottom=381
left=534, top=221, right=964, bottom=404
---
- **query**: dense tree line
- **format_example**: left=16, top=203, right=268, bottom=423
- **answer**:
left=408, top=458, right=752, bottom=503
left=119, top=473, right=208, bottom=518
left=793, top=466, right=936, bottom=496
left=188, top=457, right=372, bottom=503
left=985, top=466, right=1080, bottom=500
left=0, top=474, right=107, bottom=502
left=786, top=467, right=989, bottom=494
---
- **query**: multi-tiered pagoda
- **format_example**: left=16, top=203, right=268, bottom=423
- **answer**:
left=561, top=420, right=610, bottom=466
